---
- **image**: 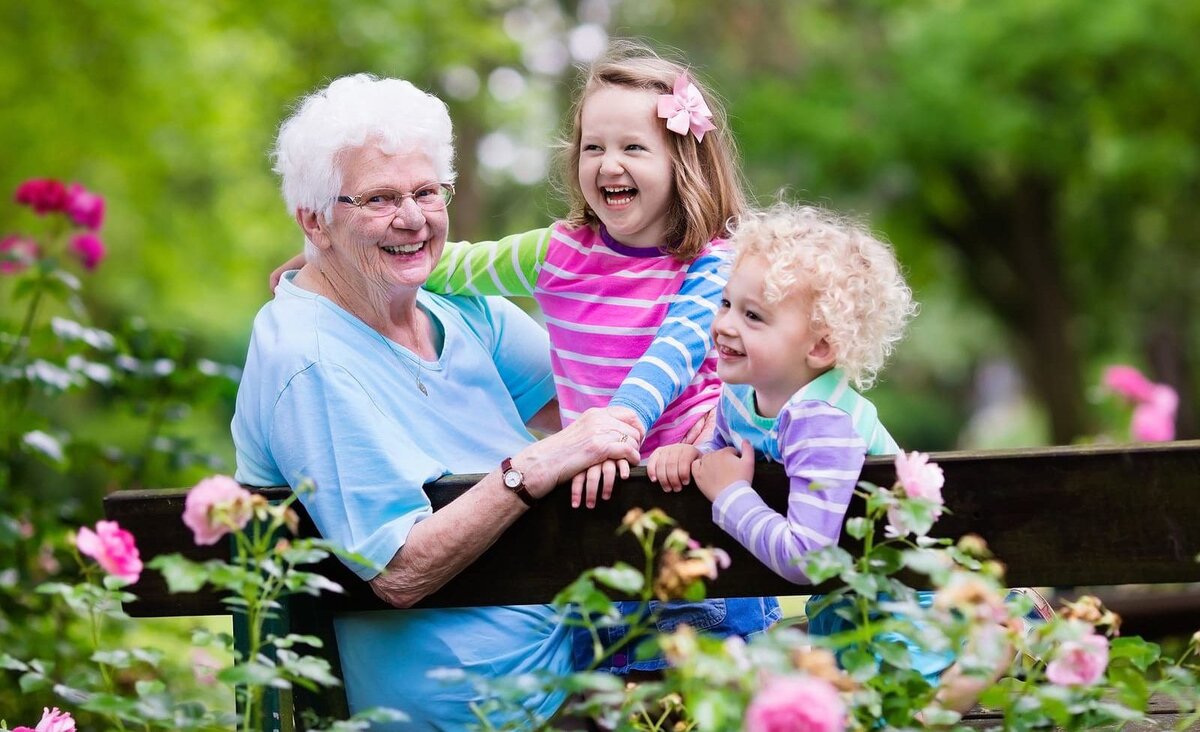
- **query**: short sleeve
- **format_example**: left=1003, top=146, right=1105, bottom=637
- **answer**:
left=269, top=362, right=446, bottom=580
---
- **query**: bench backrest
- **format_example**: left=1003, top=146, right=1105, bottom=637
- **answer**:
left=105, top=441, right=1200, bottom=617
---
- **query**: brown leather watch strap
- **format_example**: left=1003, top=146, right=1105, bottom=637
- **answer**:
left=501, top=456, right=536, bottom=507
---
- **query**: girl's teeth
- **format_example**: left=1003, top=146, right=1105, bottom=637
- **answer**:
left=604, top=187, right=635, bottom=205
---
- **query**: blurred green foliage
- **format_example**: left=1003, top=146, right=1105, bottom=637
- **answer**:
left=2, top=0, right=1196, bottom=459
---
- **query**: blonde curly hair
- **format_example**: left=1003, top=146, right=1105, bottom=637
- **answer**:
left=728, top=204, right=917, bottom=390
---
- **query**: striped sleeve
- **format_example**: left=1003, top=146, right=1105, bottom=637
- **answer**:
left=710, top=400, right=865, bottom=584
left=608, top=248, right=727, bottom=431
left=423, top=227, right=551, bottom=297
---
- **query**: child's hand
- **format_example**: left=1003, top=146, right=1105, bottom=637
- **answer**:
left=691, top=439, right=755, bottom=502
left=270, top=252, right=307, bottom=292
left=647, top=444, right=702, bottom=492
left=681, top=407, right=717, bottom=446
left=570, top=458, right=631, bottom=509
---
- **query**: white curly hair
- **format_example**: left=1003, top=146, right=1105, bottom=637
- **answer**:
left=728, top=203, right=917, bottom=390
left=271, top=73, right=456, bottom=256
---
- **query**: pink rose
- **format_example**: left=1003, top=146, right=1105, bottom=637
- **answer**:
left=746, top=675, right=846, bottom=732
left=69, top=232, right=106, bottom=271
left=76, top=520, right=142, bottom=584
left=34, top=707, right=76, bottom=732
left=1046, top=632, right=1109, bottom=687
left=64, top=183, right=105, bottom=230
left=14, top=178, right=68, bottom=215
left=183, top=475, right=255, bottom=546
left=1, top=234, right=40, bottom=275
left=894, top=451, right=945, bottom=505
left=1131, top=385, right=1177, bottom=442
left=1102, top=365, right=1156, bottom=403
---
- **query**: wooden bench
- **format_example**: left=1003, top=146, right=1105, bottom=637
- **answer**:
left=104, top=440, right=1200, bottom=730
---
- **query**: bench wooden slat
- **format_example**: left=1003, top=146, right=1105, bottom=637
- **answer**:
left=103, top=441, right=1200, bottom=617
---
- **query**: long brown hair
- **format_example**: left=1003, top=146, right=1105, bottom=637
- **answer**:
left=558, top=41, right=747, bottom=261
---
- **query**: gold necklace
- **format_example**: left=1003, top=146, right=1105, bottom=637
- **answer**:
left=319, top=267, right=429, bottom=397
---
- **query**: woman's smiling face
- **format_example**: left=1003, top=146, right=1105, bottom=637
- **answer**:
left=577, top=85, right=676, bottom=248
left=323, top=145, right=449, bottom=293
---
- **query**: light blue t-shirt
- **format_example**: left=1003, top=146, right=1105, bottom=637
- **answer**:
left=232, top=272, right=568, bottom=730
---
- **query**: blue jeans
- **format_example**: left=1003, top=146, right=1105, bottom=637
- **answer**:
left=571, top=596, right=782, bottom=673
left=806, top=589, right=1052, bottom=683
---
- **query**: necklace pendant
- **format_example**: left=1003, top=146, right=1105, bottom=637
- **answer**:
left=417, top=379, right=429, bottom=396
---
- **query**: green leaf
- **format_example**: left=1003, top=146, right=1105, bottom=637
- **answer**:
left=277, top=649, right=341, bottom=688
left=148, top=553, right=210, bottom=593
left=0, top=654, right=30, bottom=672
left=592, top=563, right=644, bottom=595
left=92, top=649, right=133, bottom=668
left=804, top=546, right=855, bottom=583
left=845, top=516, right=869, bottom=539
left=874, top=639, right=912, bottom=670
left=1108, top=636, right=1160, bottom=671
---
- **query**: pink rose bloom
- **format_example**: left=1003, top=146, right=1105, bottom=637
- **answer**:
left=1, top=234, right=40, bottom=275
left=64, top=183, right=105, bottom=230
left=14, top=178, right=68, bottom=215
left=894, top=451, right=945, bottom=512
left=34, top=707, right=76, bottom=732
left=1131, top=384, right=1178, bottom=442
left=1046, top=632, right=1109, bottom=686
left=183, top=475, right=255, bottom=546
left=76, top=520, right=143, bottom=584
left=69, top=232, right=106, bottom=271
left=1102, top=365, right=1156, bottom=403
left=745, top=675, right=846, bottom=732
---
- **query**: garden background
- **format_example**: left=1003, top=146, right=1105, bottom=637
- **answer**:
left=2, top=0, right=1197, bottom=726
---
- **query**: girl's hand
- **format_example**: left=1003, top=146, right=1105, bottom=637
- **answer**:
left=691, top=439, right=755, bottom=502
left=682, top=407, right=717, bottom=446
left=570, top=458, right=631, bottom=509
left=270, top=252, right=307, bottom=292
left=647, top=444, right=702, bottom=492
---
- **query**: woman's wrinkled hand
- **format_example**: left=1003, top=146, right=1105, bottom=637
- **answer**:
left=518, top=408, right=641, bottom=499
left=692, top=439, right=755, bottom=502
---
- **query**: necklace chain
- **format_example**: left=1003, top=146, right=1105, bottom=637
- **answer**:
left=318, top=267, right=429, bottom=397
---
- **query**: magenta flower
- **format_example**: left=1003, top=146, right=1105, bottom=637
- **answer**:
left=183, top=475, right=256, bottom=546
left=1, top=234, right=40, bottom=275
left=1131, top=384, right=1178, bottom=442
left=745, top=675, right=846, bottom=732
left=14, top=178, right=68, bottom=215
left=76, top=520, right=143, bottom=584
left=69, top=232, right=106, bottom=271
left=64, top=183, right=105, bottom=230
left=1102, top=365, right=1156, bottom=403
left=1046, top=632, right=1109, bottom=687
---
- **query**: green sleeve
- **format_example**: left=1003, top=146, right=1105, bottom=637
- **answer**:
left=424, top=227, right=551, bottom=297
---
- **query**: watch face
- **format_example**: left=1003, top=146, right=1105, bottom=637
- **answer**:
left=503, top=470, right=521, bottom=489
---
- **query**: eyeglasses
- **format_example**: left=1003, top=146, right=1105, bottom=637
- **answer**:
left=335, top=183, right=455, bottom=215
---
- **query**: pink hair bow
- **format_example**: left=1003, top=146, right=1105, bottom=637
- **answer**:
left=657, top=72, right=717, bottom=143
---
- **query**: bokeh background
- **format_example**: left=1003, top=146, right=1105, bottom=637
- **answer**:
left=3, top=0, right=1197, bottom=475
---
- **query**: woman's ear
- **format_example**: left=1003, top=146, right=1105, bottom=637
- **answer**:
left=806, top=335, right=837, bottom=371
left=295, top=209, right=332, bottom=251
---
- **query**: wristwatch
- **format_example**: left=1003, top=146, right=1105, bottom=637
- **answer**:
left=500, top=457, right=536, bottom=507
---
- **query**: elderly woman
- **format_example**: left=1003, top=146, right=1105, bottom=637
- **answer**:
left=231, top=74, right=640, bottom=729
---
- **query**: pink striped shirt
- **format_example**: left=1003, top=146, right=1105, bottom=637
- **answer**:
left=537, top=224, right=725, bottom=457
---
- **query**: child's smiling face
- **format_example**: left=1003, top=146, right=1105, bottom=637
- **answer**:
left=577, top=85, right=676, bottom=248
left=712, top=254, right=836, bottom=417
